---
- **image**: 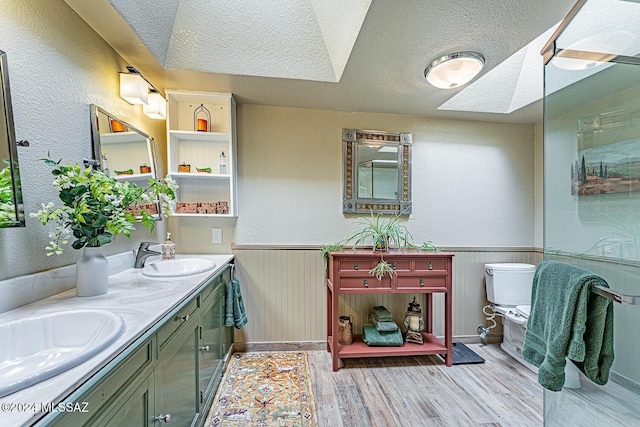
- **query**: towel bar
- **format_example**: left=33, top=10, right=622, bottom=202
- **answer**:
left=592, top=285, right=640, bottom=305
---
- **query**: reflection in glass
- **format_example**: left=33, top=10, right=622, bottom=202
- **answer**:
left=343, top=128, right=412, bottom=215
left=543, top=0, right=640, bottom=423
left=357, top=143, right=398, bottom=199
left=89, top=105, right=161, bottom=218
left=0, top=49, right=24, bottom=228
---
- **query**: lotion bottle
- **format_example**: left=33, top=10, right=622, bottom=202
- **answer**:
left=219, top=151, right=227, bottom=174
left=162, top=232, right=176, bottom=260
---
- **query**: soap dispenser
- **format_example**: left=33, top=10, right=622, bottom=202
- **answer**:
left=162, top=232, right=176, bottom=260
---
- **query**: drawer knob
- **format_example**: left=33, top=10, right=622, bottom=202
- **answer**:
left=428, top=261, right=433, bottom=270
left=199, top=345, right=210, bottom=352
left=155, top=414, right=171, bottom=423
left=364, top=279, right=368, bottom=287
left=420, top=278, right=424, bottom=287
left=354, top=262, right=359, bottom=270
left=391, top=262, right=396, bottom=270
left=178, top=314, right=190, bottom=322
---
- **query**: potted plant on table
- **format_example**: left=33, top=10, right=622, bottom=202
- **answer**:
left=347, top=211, right=412, bottom=252
left=30, top=155, right=177, bottom=297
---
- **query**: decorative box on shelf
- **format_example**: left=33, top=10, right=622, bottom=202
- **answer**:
left=166, top=90, right=237, bottom=217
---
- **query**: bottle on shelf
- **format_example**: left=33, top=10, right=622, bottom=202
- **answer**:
left=219, top=151, right=227, bottom=174
left=101, top=154, right=110, bottom=176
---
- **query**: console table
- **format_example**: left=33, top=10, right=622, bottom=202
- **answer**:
left=327, top=250, right=453, bottom=371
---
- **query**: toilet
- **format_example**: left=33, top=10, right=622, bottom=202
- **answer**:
left=484, top=263, right=581, bottom=388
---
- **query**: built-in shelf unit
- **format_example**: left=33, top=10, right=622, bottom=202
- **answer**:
left=166, top=91, right=237, bottom=217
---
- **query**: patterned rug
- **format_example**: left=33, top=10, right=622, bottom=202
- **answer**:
left=206, top=352, right=317, bottom=426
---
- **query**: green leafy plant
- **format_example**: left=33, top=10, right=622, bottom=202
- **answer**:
left=416, top=240, right=438, bottom=252
left=0, top=160, right=15, bottom=225
left=369, top=258, right=397, bottom=280
left=321, top=242, right=345, bottom=271
left=347, top=211, right=412, bottom=251
left=30, top=156, right=177, bottom=255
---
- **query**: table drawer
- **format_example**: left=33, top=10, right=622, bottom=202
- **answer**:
left=396, top=275, right=448, bottom=290
left=339, top=276, right=391, bottom=290
left=414, top=258, right=448, bottom=272
left=387, top=259, right=411, bottom=272
left=337, top=258, right=374, bottom=272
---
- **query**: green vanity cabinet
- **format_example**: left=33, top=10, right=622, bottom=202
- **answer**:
left=41, top=264, right=234, bottom=427
left=197, top=266, right=231, bottom=423
left=155, top=317, right=200, bottom=426
left=100, top=372, right=155, bottom=427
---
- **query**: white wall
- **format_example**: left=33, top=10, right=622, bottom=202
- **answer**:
left=171, top=105, right=536, bottom=253
left=0, top=0, right=168, bottom=282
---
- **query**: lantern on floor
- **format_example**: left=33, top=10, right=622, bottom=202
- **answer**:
left=404, top=297, right=424, bottom=344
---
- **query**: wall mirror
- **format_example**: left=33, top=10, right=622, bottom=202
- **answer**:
left=89, top=104, right=161, bottom=218
left=343, top=128, right=412, bottom=214
left=0, top=49, right=24, bottom=228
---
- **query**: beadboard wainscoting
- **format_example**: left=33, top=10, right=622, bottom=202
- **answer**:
left=231, top=246, right=542, bottom=346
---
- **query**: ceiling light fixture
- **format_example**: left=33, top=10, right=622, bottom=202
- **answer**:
left=424, top=52, right=485, bottom=89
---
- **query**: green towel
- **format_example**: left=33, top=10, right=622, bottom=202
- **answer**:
left=372, top=305, right=393, bottom=322
left=362, top=324, right=403, bottom=346
left=523, top=261, right=614, bottom=391
left=369, top=314, right=398, bottom=332
left=225, top=278, right=248, bottom=329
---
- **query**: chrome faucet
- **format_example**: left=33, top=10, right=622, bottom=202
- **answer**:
left=134, top=242, right=161, bottom=268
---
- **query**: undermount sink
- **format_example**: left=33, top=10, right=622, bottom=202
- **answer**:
left=142, top=258, right=217, bottom=278
left=0, top=310, right=124, bottom=398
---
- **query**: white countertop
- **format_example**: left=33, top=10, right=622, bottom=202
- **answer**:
left=0, top=253, right=234, bottom=427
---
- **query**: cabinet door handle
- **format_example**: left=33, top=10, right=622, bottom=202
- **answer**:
left=392, top=262, right=396, bottom=270
left=420, top=278, right=424, bottom=287
left=199, top=345, right=210, bottom=352
left=428, top=261, right=433, bottom=270
left=364, top=279, right=368, bottom=287
left=155, top=414, right=171, bottom=423
left=177, top=314, right=190, bottom=322
left=354, top=262, right=359, bottom=270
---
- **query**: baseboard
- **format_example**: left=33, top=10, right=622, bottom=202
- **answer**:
left=610, top=371, right=640, bottom=393
left=447, top=334, right=502, bottom=345
left=233, top=341, right=327, bottom=353
left=232, top=335, right=502, bottom=353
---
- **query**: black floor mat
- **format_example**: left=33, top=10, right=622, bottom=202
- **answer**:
left=438, top=342, right=485, bottom=365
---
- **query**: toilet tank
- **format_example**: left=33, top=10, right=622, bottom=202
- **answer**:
left=485, top=263, right=536, bottom=306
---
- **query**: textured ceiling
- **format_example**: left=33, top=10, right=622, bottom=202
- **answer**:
left=108, top=0, right=371, bottom=82
left=64, top=0, right=581, bottom=124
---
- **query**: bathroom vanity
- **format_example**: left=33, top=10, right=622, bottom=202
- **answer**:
left=0, top=254, right=234, bottom=427
left=327, top=250, right=453, bottom=371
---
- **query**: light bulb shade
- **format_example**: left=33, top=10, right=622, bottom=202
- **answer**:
left=424, top=52, right=484, bottom=89
left=143, top=92, right=167, bottom=119
left=119, top=72, right=148, bottom=105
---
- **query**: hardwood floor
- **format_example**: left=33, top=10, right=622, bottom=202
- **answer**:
left=307, top=344, right=543, bottom=427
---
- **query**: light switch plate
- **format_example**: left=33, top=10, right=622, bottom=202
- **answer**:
left=211, top=228, right=222, bottom=244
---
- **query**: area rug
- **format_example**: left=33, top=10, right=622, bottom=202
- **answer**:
left=206, top=352, right=318, bottom=426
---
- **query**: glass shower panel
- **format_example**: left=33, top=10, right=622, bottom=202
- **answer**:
left=543, top=2, right=640, bottom=422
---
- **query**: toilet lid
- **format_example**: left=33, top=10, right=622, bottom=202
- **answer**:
left=516, top=304, right=530, bottom=318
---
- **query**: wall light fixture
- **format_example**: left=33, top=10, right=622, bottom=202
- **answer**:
left=143, top=90, right=167, bottom=120
left=119, top=66, right=167, bottom=120
left=424, top=52, right=485, bottom=89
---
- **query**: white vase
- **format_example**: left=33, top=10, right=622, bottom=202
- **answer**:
left=76, top=246, right=108, bottom=297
